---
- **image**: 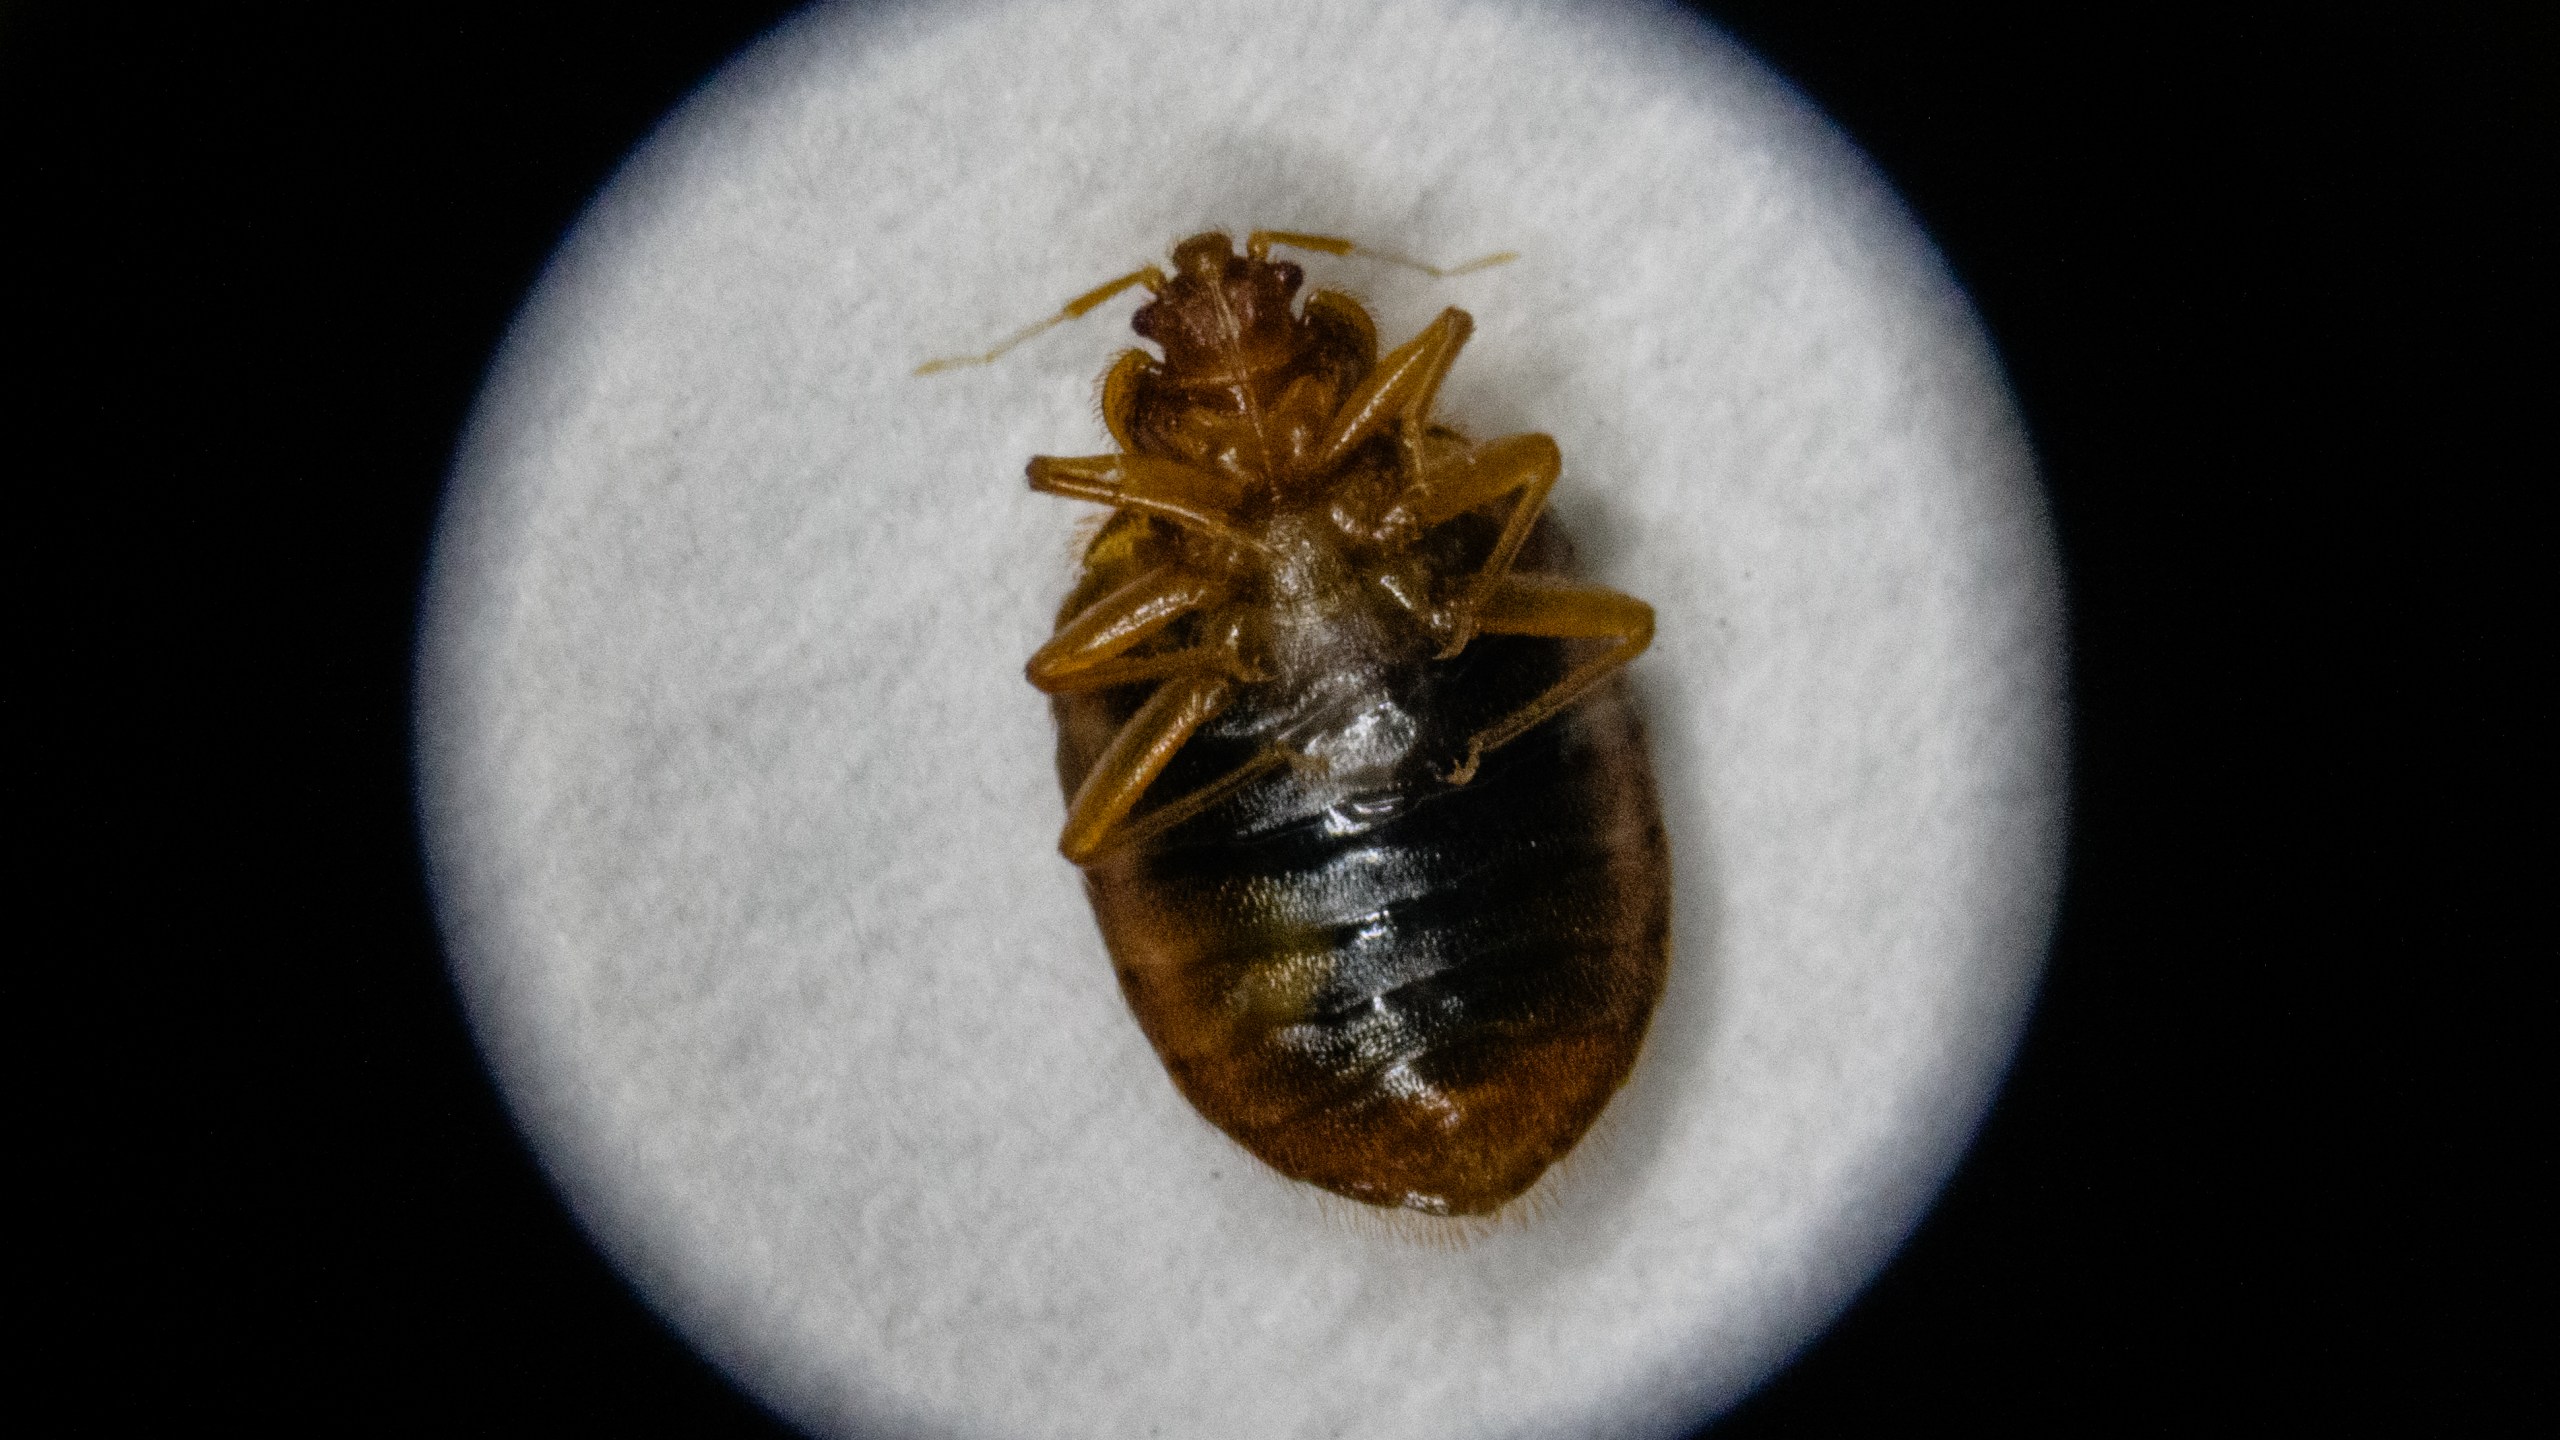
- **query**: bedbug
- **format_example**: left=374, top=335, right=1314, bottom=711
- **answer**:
left=926, top=231, right=1669, bottom=1216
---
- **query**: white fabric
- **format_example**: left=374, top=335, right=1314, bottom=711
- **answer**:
left=415, top=1, right=2067, bottom=1436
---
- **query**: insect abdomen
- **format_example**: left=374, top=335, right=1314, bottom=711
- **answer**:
left=1064, top=663, right=1668, bottom=1216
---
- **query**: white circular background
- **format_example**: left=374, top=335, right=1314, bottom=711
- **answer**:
left=415, top=1, right=2068, bottom=1436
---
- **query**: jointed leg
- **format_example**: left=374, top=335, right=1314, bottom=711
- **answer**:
left=1027, top=453, right=1263, bottom=551
left=916, top=264, right=1168, bottom=374
left=1026, top=564, right=1232, bottom=694
left=1394, top=432, right=1562, bottom=652
left=1309, top=308, right=1474, bottom=475
left=1441, top=575, right=1653, bottom=784
left=1059, top=672, right=1259, bottom=862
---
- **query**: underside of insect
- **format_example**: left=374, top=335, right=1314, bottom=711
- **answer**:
left=931, top=230, right=1670, bottom=1217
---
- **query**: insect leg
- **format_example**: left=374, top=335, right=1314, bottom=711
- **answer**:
left=1027, top=564, right=1234, bottom=694
left=1309, top=308, right=1473, bottom=474
left=1392, top=431, right=1564, bottom=652
left=1439, top=575, right=1654, bottom=785
left=1057, top=672, right=1256, bottom=861
left=915, top=264, right=1169, bottom=374
left=1079, top=746, right=1290, bottom=860
left=1245, top=231, right=1517, bottom=278
left=1029, top=454, right=1266, bottom=551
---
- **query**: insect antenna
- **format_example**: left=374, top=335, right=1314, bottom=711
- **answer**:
left=914, top=263, right=1168, bottom=375
left=1245, top=230, right=1518, bottom=277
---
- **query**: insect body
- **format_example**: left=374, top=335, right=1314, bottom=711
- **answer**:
left=951, top=231, right=1669, bottom=1216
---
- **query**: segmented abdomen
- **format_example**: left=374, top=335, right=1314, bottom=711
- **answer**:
left=1062, top=663, right=1669, bottom=1216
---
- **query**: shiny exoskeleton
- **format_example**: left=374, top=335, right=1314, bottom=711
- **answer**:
left=956, top=231, right=1668, bottom=1216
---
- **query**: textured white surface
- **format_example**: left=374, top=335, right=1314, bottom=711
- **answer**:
left=414, top=0, right=2067, bottom=1436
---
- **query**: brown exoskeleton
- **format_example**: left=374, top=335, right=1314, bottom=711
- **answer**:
left=924, top=231, right=1669, bottom=1217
